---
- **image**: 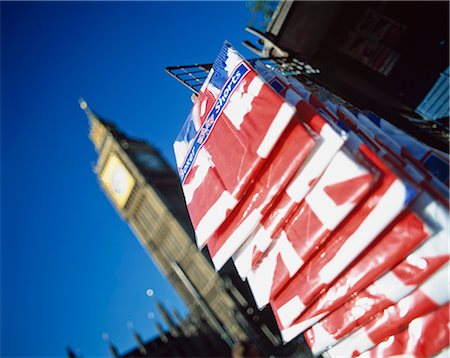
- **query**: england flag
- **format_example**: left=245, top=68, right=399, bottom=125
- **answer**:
left=358, top=303, right=450, bottom=358
left=324, top=263, right=449, bottom=357
left=174, top=42, right=306, bottom=248
left=246, top=138, right=379, bottom=309
left=278, top=190, right=444, bottom=341
left=270, top=146, right=416, bottom=330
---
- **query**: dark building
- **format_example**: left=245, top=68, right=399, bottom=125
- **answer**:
left=80, top=100, right=306, bottom=356
left=265, top=1, right=449, bottom=110
left=252, top=1, right=449, bottom=151
left=121, top=302, right=232, bottom=357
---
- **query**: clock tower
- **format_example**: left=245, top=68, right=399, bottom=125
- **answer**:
left=80, top=99, right=287, bottom=353
left=81, top=99, right=250, bottom=344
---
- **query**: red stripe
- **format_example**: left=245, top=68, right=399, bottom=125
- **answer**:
left=207, top=121, right=315, bottom=258
left=290, top=209, right=428, bottom=332
left=295, top=100, right=327, bottom=133
left=366, top=290, right=443, bottom=345
left=271, top=146, right=397, bottom=317
left=324, top=173, right=373, bottom=206
left=187, top=167, right=226, bottom=230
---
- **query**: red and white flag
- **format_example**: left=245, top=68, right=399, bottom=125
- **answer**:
left=358, top=303, right=449, bottom=358
left=270, top=147, right=416, bottom=328
left=246, top=140, right=378, bottom=308
left=306, top=241, right=449, bottom=354
left=207, top=119, right=315, bottom=270
left=279, top=190, right=444, bottom=341
left=175, top=43, right=307, bottom=248
left=325, top=263, right=449, bottom=357
left=232, top=92, right=346, bottom=280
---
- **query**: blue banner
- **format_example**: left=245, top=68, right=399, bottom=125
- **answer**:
left=179, top=62, right=250, bottom=183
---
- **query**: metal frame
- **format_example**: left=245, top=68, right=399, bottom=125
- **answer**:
left=165, top=56, right=320, bottom=95
left=165, top=63, right=212, bottom=95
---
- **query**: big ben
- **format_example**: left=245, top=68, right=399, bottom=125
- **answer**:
left=80, top=99, right=285, bottom=352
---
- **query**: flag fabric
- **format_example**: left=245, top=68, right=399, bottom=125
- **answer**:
left=324, top=263, right=449, bottom=357
left=232, top=77, right=346, bottom=279
left=358, top=303, right=450, bottom=358
left=270, top=146, right=416, bottom=328
left=278, top=190, right=445, bottom=341
left=207, top=118, right=315, bottom=270
left=173, top=45, right=450, bottom=354
left=246, top=136, right=379, bottom=309
left=248, top=90, right=347, bottom=267
left=337, top=107, right=450, bottom=197
left=308, top=260, right=450, bottom=355
left=174, top=42, right=313, bottom=248
left=361, top=111, right=449, bottom=184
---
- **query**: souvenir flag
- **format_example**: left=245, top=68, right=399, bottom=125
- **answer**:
left=174, top=42, right=303, bottom=248
left=279, top=190, right=444, bottom=341
left=249, top=91, right=347, bottom=265
left=270, top=147, right=416, bottom=328
left=324, top=263, right=449, bottom=357
left=232, top=80, right=346, bottom=280
left=247, top=139, right=379, bottom=308
left=207, top=118, right=315, bottom=270
left=358, top=304, right=449, bottom=358
left=361, top=112, right=449, bottom=184
left=337, top=106, right=449, bottom=198
left=306, top=242, right=449, bottom=354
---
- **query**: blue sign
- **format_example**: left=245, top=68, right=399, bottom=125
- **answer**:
left=179, top=62, right=250, bottom=183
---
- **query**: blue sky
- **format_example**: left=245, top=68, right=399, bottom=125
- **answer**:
left=1, top=2, right=267, bottom=356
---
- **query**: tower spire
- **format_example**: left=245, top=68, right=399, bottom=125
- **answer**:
left=156, top=301, right=181, bottom=337
left=102, top=332, right=119, bottom=358
left=127, top=321, right=147, bottom=355
left=79, top=97, right=111, bottom=152
left=78, top=97, right=103, bottom=125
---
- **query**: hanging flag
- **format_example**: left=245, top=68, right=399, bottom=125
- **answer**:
left=270, top=147, right=416, bottom=328
left=232, top=74, right=346, bottom=280
left=337, top=106, right=449, bottom=197
left=361, top=111, right=449, bottom=185
left=174, top=42, right=306, bottom=248
left=246, top=139, right=379, bottom=309
left=357, top=303, right=450, bottom=358
left=207, top=118, right=315, bottom=270
left=278, top=190, right=444, bottom=341
left=324, top=263, right=449, bottom=357
left=306, top=251, right=449, bottom=355
left=249, top=94, right=347, bottom=266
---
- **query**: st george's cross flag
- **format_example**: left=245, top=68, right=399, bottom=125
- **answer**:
left=270, top=145, right=417, bottom=329
left=324, top=263, right=450, bottom=357
left=357, top=303, right=450, bottom=358
left=174, top=42, right=314, bottom=249
left=277, top=190, right=446, bottom=342
left=245, top=135, right=379, bottom=309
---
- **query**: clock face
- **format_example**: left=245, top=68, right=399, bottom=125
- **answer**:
left=100, top=154, right=135, bottom=208
left=111, top=166, right=129, bottom=195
